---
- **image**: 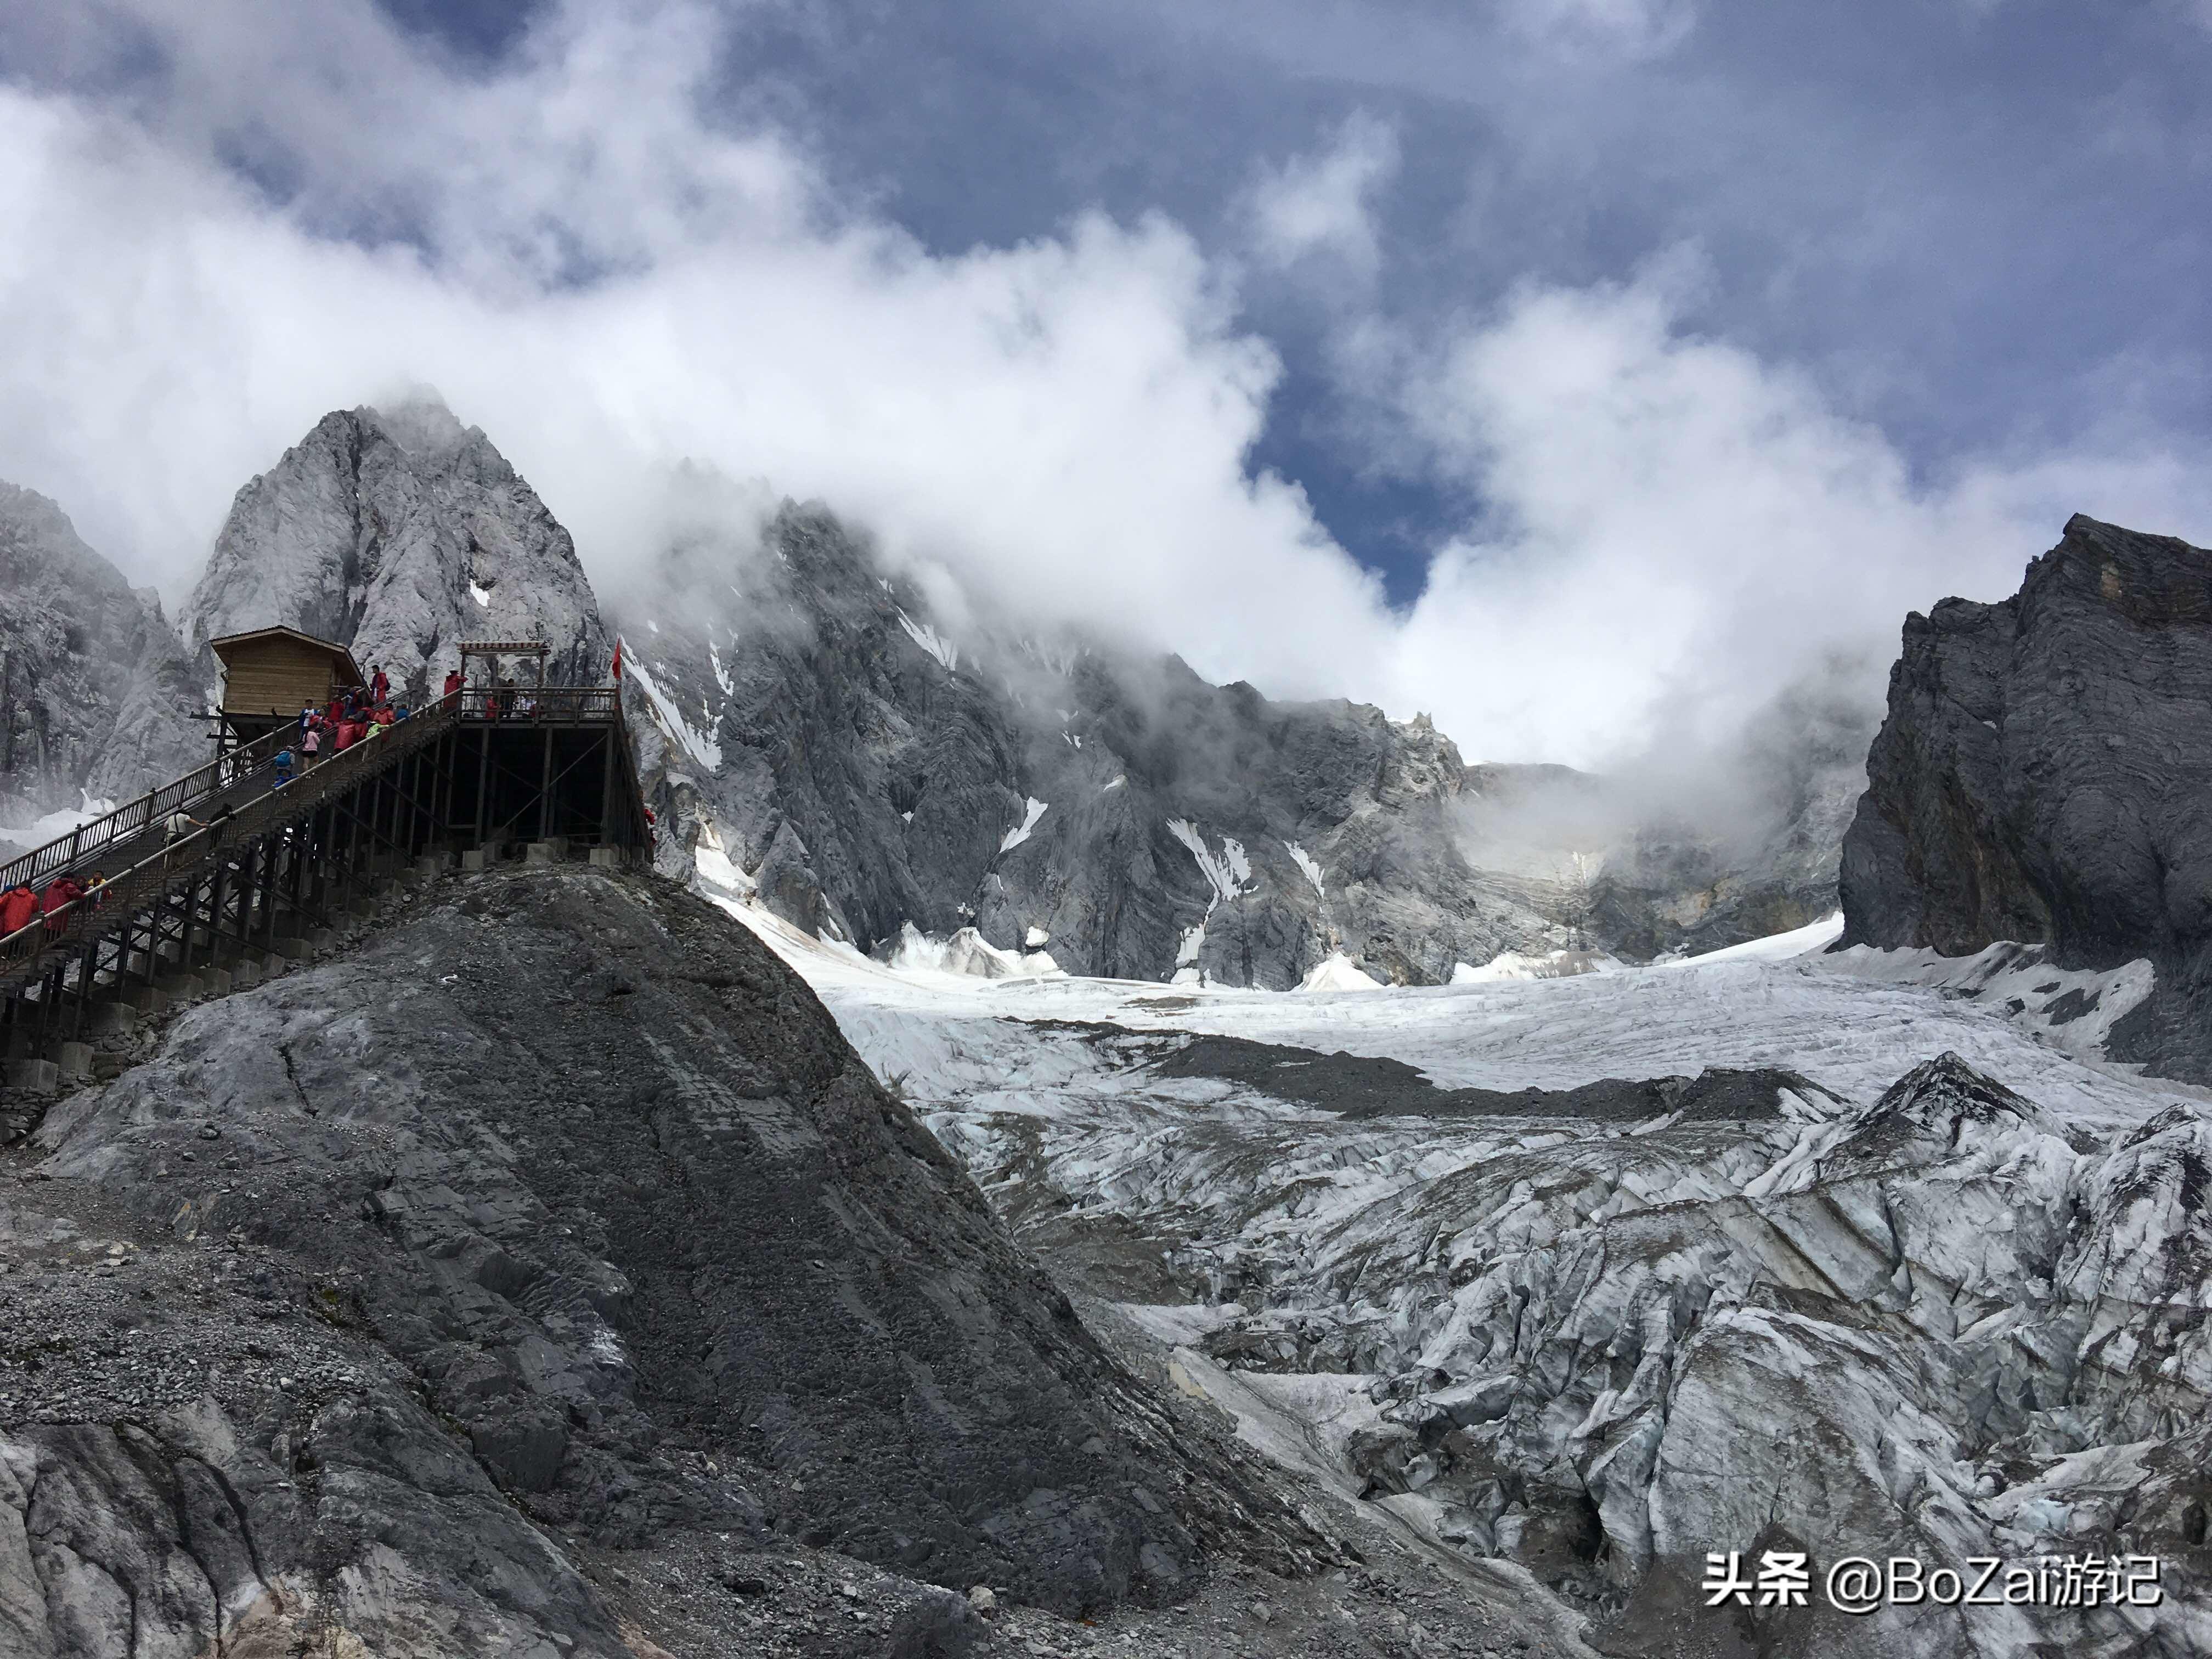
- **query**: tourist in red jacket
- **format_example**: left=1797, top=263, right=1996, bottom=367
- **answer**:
left=0, top=882, right=36, bottom=941
left=40, top=875, right=83, bottom=936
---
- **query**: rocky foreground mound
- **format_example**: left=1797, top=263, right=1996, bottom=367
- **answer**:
left=0, top=865, right=1353, bottom=1657
left=1839, top=513, right=2212, bottom=1082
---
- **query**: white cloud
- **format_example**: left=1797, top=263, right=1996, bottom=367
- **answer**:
left=1, top=0, right=2206, bottom=786
left=1246, top=112, right=1400, bottom=278
left=1503, top=0, right=1700, bottom=58
left=1380, top=273, right=2212, bottom=765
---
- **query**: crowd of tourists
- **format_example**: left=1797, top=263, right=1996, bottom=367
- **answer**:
left=0, top=869, right=107, bottom=945
left=281, top=662, right=414, bottom=785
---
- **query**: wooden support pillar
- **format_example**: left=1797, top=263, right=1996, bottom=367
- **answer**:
left=473, top=726, right=490, bottom=850
left=539, top=725, right=555, bottom=842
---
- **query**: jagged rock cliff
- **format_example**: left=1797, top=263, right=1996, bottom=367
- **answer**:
left=620, top=502, right=1593, bottom=988
left=1839, top=512, right=2212, bottom=1080
left=182, top=399, right=607, bottom=702
left=620, top=499, right=1859, bottom=986
left=0, top=483, right=202, bottom=822
left=1, top=865, right=1340, bottom=1657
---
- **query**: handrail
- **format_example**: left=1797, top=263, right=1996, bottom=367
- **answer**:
left=455, top=686, right=621, bottom=721
left=0, top=686, right=620, bottom=902
left=3, top=684, right=639, bottom=995
left=0, top=722, right=296, bottom=899
left=1, top=702, right=460, bottom=981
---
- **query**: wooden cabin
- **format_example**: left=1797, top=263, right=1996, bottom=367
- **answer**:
left=209, top=626, right=364, bottom=746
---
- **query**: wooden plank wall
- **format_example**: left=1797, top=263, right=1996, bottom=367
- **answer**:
left=221, top=641, right=340, bottom=717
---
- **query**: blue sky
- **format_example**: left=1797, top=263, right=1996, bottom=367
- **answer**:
left=375, top=0, right=2212, bottom=604
left=1, top=0, right=2208, bottom=765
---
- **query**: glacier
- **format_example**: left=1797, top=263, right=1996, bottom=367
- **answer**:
left=704, top=891, right=2211, bottom=1655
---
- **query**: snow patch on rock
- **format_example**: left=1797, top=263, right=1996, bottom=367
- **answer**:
left=889, top=922, right=1062, bottom=981
left=1297, top=952, right=1381, bottom=992
left=896, top=609, right=960, bottom=672
left=1000, top=797, right=1049, bottom=854
left=1284, top=840, right=1325, bottom=897
left=627, top=656, right=722, bottom=772
left=1167, top=820, right=1252, bottom=907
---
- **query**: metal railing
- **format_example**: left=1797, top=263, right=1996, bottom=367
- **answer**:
left=1, top=701, right=461, bottom=983
left=0, top=723, right=296, bottom=899
left=455, top=686, right=622, bottom=722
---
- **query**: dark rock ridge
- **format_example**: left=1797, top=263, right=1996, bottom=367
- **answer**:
left=619, top=499, right=1856, bottom=986
left=1839, top=512, right=2212, bottom=1080
left=2, top=865, right=1336, bottom=1656
left=182, top=398, right=608, bottom=703
left=0, top=483, right=203, bottom=821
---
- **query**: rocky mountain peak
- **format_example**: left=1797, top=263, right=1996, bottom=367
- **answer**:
left=182, top=400, right=608, bottom=702
left=0, top=481, right=202, bottom=823
left=1839, top=512, right=2212, bottom=1082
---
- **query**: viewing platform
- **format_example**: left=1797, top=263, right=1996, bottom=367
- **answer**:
left=0, top=637, right=650, bottom=1093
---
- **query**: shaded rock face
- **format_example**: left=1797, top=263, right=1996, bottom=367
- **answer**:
left=1839, top=513, right=2212, bottom=1079
left=0, top=483, right=203, bottom=820
left=2, top=866, right=1327, bottom=1656
left=182, top=400, right=608, bottom=703
left=621, top=503, right=1584, bottom=988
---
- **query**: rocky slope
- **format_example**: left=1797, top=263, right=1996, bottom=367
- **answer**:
left=1, top=863, right=1424, bottom=1658
left=182, top=399, right=608, bottom=703
left=0, top=483, right=203, bottom=823
left=1839, top=512, right=2212, bottom=1081
left=619, top=499, right=1851, bottom=988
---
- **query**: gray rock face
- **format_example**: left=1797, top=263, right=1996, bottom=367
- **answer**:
left=1839, top=513, right=2212, bottom=1079
left=182, top=400, right=608, bottom=703
left=1, top=866, right=1332, bottom=1655
left=620, top=503, right=1598, bottom=988
left=0, top=483, right=203, bottom=820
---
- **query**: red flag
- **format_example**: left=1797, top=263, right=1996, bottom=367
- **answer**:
left=612, top=637, right=623, bottom=682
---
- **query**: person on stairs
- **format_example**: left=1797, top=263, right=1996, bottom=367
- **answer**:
left=443, top=667, right=464, bottom=708
left=40, top=873, right=83, bottom=936
left=0, top=880, right=36, bottom=942
left=369, top=663, right=390, bottom=705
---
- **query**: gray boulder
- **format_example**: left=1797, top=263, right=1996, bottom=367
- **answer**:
left=182, top=398, right=608, bottom=703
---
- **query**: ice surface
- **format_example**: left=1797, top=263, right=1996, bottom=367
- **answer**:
left=695, top=887, right=2212, bottom=1649
left=1452, top=948, right=1623, bottom=983
left=1298, top=952, right=1382, bottom=991
left=1657, top=909, right=1842, bottom=966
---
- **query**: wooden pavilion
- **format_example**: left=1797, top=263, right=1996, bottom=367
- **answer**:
left=209, top=626, right=364, bottom=748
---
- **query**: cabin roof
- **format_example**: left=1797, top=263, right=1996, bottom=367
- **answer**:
left=208, top=626, right=364, bottom=685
